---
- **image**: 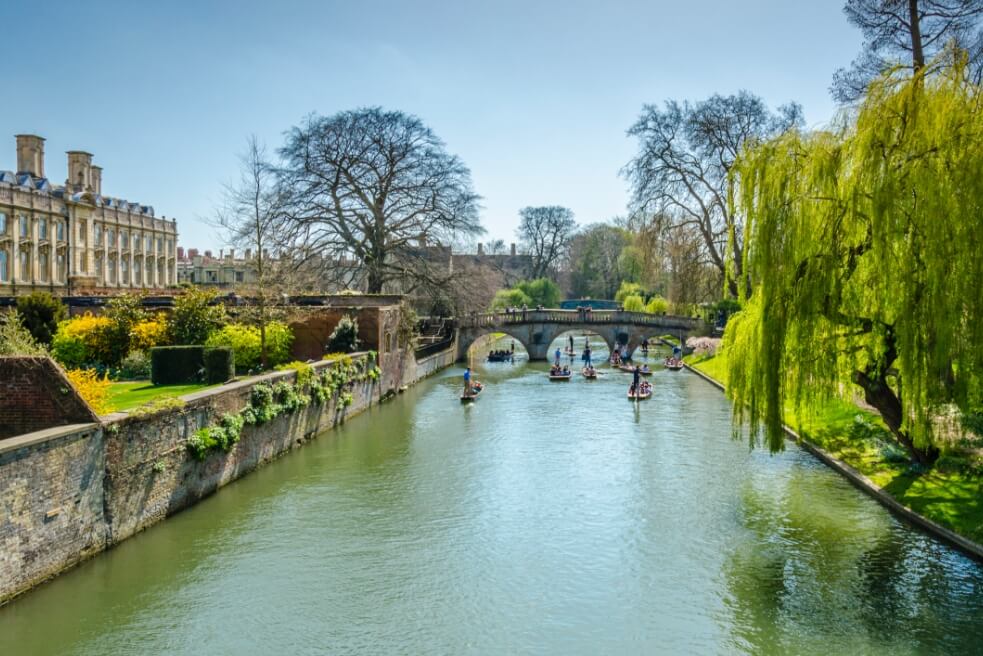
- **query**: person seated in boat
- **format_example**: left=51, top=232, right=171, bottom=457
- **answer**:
left=563, top=366, right=570, bottom=375
left=629, top=382, right=636, bottom=396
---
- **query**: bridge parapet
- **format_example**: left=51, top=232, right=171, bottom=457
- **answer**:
left=458, top=309, right=701, bottom=330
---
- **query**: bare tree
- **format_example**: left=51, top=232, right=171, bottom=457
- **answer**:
left=278, top=107, right=483, bottom=294
left=516, top=206, right=577, bottom=279
left=213, top=136, right=290, bottom=368
left=833, top=0, right=983, bottom=102
left=624, top=93, right=802, bottom=298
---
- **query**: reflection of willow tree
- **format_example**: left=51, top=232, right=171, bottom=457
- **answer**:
left=722, top=471, right=983, bottom=654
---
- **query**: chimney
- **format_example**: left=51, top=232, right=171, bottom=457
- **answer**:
left=229, top=248, right=235, bottom=259
left=15, top=134, right=45, bottom=177
left=66, top=151, right=93, bottom=192
left=219, top=249, right=224, bottom=259
left=477, top=242, right=484, bottom=255
left=177, top=246, right=185, bottom=259
left=188, top=248, right=199, bottom=258
left=90, top=165, right=102, bottom=195
left=510, top=242, right=517, bottom=256
left=245, top=248, right=252, bottom=259
left=205, top=250, right=213, bottom=258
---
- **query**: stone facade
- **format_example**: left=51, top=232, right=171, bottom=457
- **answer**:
left=0, top=134, right=178, bottom=296
left=176, top=247, right=258, bottom=288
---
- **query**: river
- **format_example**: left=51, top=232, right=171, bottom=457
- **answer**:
left=2, top=336, right=982, bottom=655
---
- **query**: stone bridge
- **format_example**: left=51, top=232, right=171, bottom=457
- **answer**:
left=456, top=309, right=704, bottom=361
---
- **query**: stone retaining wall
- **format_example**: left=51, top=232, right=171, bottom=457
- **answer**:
left=0, top=344, right=456, bottom=605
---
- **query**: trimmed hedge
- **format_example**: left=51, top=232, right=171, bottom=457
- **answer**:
left=151, top=346, right=205, bottom=385
left=203, top=347, right=234, bottom=384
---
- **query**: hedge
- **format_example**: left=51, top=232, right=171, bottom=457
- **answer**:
left=151, top=346, right=205, bottom=385
left=203, top=347, right=234, bottom=384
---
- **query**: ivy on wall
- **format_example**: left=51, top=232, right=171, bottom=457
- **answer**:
left=186, top=353, right=381, bottom=460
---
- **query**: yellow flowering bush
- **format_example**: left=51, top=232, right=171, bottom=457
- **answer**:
left=131, top=314, right=169, bottom=352
left=51, top=314, right=112, bottom=368
left=65, top=368, right=111, bottom=415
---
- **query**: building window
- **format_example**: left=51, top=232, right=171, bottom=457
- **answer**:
left=146, top=235, right=152, bottom=251
left=19, top=250, right=29, bottom=280
left=56, top=221, right=65, bottom=242
left=116, top=256, right=123, bottom=284
left=95, top=253, right=104, bottom=280
left=19, top=215, right=29, bottom=238
left=121, top=229, right=128, bottom=248
left=57, top=252, right=66, bottom=282
left=108, top=228, right=116, bottom=248
left=132, top=233, right=139, bottom=250
left=95, top=224, right=103, bottom=246
left=0, top=212, right=7, bottom=235
left=0, top=248, right=8, bottom=281
left=78, top=220, right=87, bottom=245
left=134, top=258, right=142, bottom=284
left=235, top=271, right=244, bottom=283
left=39, top=218, right=48, bottom=240
left=38, top=251, right=49, bottom=282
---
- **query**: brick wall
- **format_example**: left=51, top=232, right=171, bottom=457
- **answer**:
left=0, top=358, right=98, bottom=440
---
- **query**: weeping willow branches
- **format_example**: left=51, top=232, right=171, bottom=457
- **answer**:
left=725, top=62, right=983, bottom=464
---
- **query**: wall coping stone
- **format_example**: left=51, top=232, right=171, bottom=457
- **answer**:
left=0, top=422, right=99, bottom=457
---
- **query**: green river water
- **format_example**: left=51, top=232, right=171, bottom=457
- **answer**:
left=1, top=336, right=982, bottom=655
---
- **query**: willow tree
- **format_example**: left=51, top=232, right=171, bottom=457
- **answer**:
left=725, top=63, right=983, bottom=465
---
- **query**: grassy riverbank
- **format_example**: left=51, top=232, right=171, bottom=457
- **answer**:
left=686, top=351, right=983, bottom=545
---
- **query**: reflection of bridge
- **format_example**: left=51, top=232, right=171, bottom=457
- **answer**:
left=457, top=310, right=704, bottom=361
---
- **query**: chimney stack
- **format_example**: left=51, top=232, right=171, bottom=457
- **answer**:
left=510, top=242, right=517, bottom=256
left=66, top=151, right=93, bottom=192
left=245, top=248, right=252, bottom=259
left=229, top=248, right=235, bottom=260
left=15, top=134, right=45, bottom=178
left=90, top=165, right=102, bottom=195
left=477, top=242, right=484, bottom=255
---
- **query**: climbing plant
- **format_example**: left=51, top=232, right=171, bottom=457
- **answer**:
left=725, top=61, right=983, bottom=465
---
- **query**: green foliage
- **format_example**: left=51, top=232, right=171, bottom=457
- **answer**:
left=645, top=295, right=669, bottom=314
left=616, top=245, right=645, bottom=283
left=490, top=288, right=532, bottom=311
left=516, top=278, right=561, bottom=308
left=118, top=350, right=151, bottom=380
left=169, top=287, right=226, bottom=345
left=102, top=294, right=147, bottom=367
left=615, top=282, right=644, bottom=303
left=16, top=292, right=66, bottom=345
left=326, top=314, right=360, bottom=353
left=203, top=347, right=235, bottom=383
left=0, top=310, right=46, bottom=356
left=726, top=64, right=983, bottom=461
left=151, top=346, right=205, bottom=385
left=205, top=322, right=293, bottom=371
left=276, top=361, right=314, bottom=388
left=568, top=223, right=632, bottom=299
left=621, top=294, right=645, bottom=312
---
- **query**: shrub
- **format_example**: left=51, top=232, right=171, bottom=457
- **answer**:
left=490, top=288, right=532, bottom=311
left=0, top=310, right=46, bottom=356
left=622, top=294, right=645, bottom=313
left=326, top=315, right=359, bottom=353
left=102, top=294, right=147, bottom=366
left=276, top=361, right=314, bottom=388
left=203, top=347, right=235, bottom=384
left=131, top=314, right=169, bottom=352
left=16, top=292, right=66, bottom=345
left=205, top=322, right=293, bottom=371
left=645, top=295, right=669, bottom=314
left=118, top=350, right=151, bottom=380
left=169, top=287, right=226, bottom=345
left=615, top=282, right=644, bottom=304
left=515, top=278, right=561, bottom=308
left=50, top=314, right=112, bottom=368
left=65, top=368, right=111, bottom=415
left=151, top=346, right=205, bottom=384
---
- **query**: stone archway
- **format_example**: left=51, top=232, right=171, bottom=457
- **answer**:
left=457, top=326, right=535, bottom=362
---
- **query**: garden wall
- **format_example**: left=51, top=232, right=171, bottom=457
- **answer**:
left=0, top=343, right=457, bottom=605
left=0, top=357, right=98, bottom=439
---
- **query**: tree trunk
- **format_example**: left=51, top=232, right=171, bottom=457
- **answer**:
left=852, top=368, right=938, bottom=465
left=367, top=267, right=385, bottom=294
left=908, top=0, right=925, bottom=71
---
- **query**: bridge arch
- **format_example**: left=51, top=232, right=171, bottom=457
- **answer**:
left=457, top=326, right=536, bottom=362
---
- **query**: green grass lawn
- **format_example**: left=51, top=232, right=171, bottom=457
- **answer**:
left=685, top=351, right=983, bottom=545
left=107, top=381, right=218, bottom=412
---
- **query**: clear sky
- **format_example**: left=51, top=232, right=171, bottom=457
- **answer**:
left=1, top=0, right=861, bottom=252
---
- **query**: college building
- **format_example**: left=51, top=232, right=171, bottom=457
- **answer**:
left=0, top=134, right=178, bottom=296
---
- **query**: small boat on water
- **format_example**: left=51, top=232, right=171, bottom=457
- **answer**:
left=563, top=348, right=577, bottom=357
left=664, top=358, right=684, bottom=371
left=582, top=367, right=598, bottom=379
left=549, top=365, right=573, bottom=380
left=486, top=351, right=513, bottom=363
left=627, top=384, right=652, bottom=400
left=461, top=381, right=484, bottom=402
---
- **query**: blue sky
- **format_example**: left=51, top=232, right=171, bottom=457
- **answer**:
left=1, top=0, right=861, bottom=251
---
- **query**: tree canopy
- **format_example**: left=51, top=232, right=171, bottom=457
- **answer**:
left=516, top=206, right=577, bottom=280
left=279, top=107, right=483, bottom=293
left=725, top=63, right=983, bottom=464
